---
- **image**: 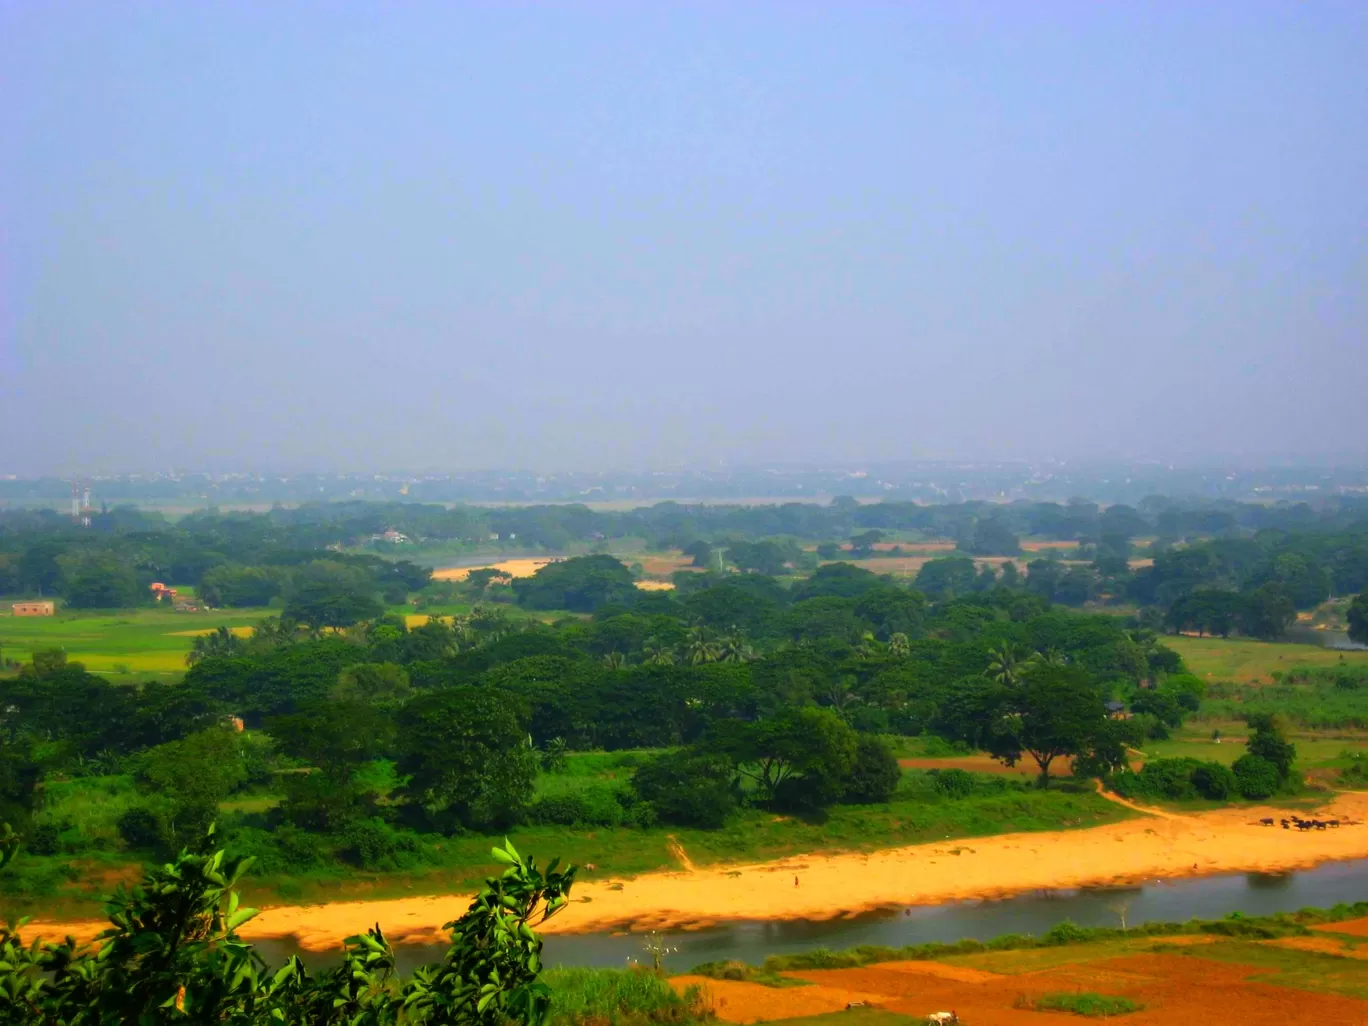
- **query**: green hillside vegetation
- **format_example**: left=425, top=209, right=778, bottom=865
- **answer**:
left=3, top=500, right=1368, bottom=918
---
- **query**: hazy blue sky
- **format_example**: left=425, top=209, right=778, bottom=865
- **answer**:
left=2, top=1, right=1365, bottom=474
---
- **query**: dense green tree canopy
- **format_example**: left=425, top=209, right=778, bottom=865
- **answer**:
left=283, top=559, right=385, bottom=628
left=396, top=687, right=536, bottom=829
left=1349, top=590, right=1368, bottom=645
left=512, top=554, right=638, bottom=612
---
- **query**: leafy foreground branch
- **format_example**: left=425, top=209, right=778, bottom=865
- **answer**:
left=0, top=823, right=576, bottom=1025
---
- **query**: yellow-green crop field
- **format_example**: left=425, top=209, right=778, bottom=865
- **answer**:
left=0, top=608, right=271, bottom=680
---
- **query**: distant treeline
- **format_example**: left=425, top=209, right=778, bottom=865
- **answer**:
left=3, top=494, right=1368, bottom=552
left=1, top=498, right=1366, bottom=636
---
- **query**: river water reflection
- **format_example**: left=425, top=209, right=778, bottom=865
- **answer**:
left=251, top=857, right=1368, bottom=974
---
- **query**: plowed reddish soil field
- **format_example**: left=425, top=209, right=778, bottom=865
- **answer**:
left=677, top=947, right=1368, bottom=1025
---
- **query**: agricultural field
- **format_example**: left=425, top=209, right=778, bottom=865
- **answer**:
left=1166, top=635, right=1368, bottom=685
left=431, top=550, right=699, bottom=589
left=0, top=606, right=271, bottom=680
left=0, top=601, right=565, bottom=681
left=677, top=928, right=1368, bottom=1024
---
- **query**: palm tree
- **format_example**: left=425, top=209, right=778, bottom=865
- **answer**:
left=186, top=625, right=245, bottom=666
left=602, top=650, right=628, bottom=669
left=717, top=634, right=755, bottom=663
left=824, top=676, right=860, bottom=719
left=685, top=626, right=721, bottom=665
left=541, top=737, right=569, bottom=774
left=888, top=632, right=910, bottom=657
left=1031, top=647, right=1069, bottom=668
left=985, top=642, right=1027, bottom=685
left=642, top=638, right=677, bottom=666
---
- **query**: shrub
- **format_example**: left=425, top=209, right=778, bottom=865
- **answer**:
left=526, top=786, right=648, bottom=828
left=1138, top=758, right=1199, bottom=800
left=1232, top=754, right=1281, bottom=800
left=1041, top=919, right=1091, bottom=945
left=689, top=960, right=753, bottom=981
left=1111, top=758, right=1240, bottom=803
left=842, top=736, right=900, bottom=804
left=25, top=822, right=62, bottom=856
left=931, top=768, right=976, bottom=799
left=116, top=807, right=167, bottom=852
left=339, top=818, right=422, bottom=870
left=1020, top=992, right=1144, bottom=1017
left=1129, top=712, right=1167, bottom=741
left=1191, top=762, right=1239, bottom=800
left=632, top=752, right=737, bottom=828
left=224, top=825, right=327, bottom=874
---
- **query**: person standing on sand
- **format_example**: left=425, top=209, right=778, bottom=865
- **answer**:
left=794, top=876, right=799, bottom=888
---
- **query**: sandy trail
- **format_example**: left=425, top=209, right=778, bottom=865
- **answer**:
left=27, top=792, right=1368, bottom=951
left=1093, top=779, right=1184, bottom=820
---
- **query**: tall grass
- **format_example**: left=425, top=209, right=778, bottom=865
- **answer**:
left=544, top=968, right=710, bottom=1026
left=1200, top=670, right=1368, bottom=730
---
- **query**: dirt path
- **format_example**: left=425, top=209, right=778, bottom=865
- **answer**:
left=27, top=791, right=1368, bottom=951
left=1093, top=779, right=1184, bottom=820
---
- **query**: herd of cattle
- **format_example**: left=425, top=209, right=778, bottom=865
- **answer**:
left=1258, top=815, right=1357, bottom=830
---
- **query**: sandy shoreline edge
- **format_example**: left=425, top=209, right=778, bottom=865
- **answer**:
left=25, top=792, right=1368, bottom=951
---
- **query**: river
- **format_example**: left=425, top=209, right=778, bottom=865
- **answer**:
left=249, top=856, right=1368, bottom=973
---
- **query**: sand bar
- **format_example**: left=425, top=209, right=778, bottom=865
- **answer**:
left=27, top=792, right=1368, bottom=950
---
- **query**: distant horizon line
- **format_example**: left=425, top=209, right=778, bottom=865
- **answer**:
left=5, top=457, right=1368, bottom=480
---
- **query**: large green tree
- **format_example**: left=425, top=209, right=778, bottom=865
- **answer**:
left=1241, top=583, right=1296, bottom=640
left=710, top=707, right=858, bottom=810
left=283, top=560, right=383, bottom=628
left=58, top=549, right=143, bottom=608
left=1245, top=713, right=1297, bottom=781
left=915, top=557, right=978, bottom=600
left=632, top=750, right=737, bottom=827
left=269, top=699, right=392, bottom=830
left=512, top=555, right=638, bottom=612
left=987, top=666, right=1106, bottom=786
left=135, top=728, right=247, bottom=844
left=396, top=687, right=536, bottom=829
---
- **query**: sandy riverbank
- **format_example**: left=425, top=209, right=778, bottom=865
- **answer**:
left=28, top=792, right=1368, bottom=950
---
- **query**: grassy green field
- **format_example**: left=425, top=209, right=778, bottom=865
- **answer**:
left=0, top=603, right=531, bottom=680
left=0, top=607, right=273, bottom=679
left=1140, top=728, right=1368, bottom=769
left=1166, top=634, right=1368, bottom=685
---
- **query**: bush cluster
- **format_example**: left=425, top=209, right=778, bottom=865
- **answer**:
left=525, top=786, right=657, bottom=828
left=1110, top=758, right=1242, bottom=801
